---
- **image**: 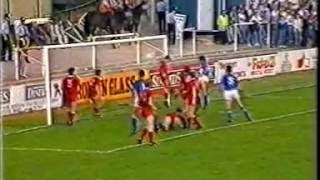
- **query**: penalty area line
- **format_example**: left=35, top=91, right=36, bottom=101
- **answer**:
left=3, top=109, right=315, bottom=155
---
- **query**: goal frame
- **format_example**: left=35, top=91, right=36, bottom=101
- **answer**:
left=42, top=35, right=169, bottom=125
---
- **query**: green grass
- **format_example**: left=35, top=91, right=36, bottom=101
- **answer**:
left=3, top=71, right=316, bottom=180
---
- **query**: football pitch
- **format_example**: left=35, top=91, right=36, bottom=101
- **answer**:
left=3, top=70, right=316, bottom=180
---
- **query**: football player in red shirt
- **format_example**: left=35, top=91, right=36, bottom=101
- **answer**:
left=178, top=66, right=192, bottom=111
left=137, top=81, right=158, bottom=145
left=185, top=72, right=203, bottom=129
left=159, top=56, right=171, bottom=108
left=89, top=69, right=103, bottom=117
left=159, top=107, right=187, bottom=131
left=62, top=67, right=80, bottom=126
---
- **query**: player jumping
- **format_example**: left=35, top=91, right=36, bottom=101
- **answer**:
left=89, top=69, right=103, bottom=117
left=198, top=56, right=213, bottom=109
left=137, top=81, right=158, bottom=145
left=219, top=65, right=253, bottom=122
left=62, top=67, right=80, bottom=126
left=159, top=56, right=172, bottom=108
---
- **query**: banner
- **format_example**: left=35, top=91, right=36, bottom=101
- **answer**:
left=78, top=71, right=139, bottom=102
left=0, top=80, right=63, bottom=116
left=0, top=71, right=143, bottom=116
left=216, top=57, right=251, bottom=81
left=174, top=13, right=187, bottom=40
left=276, top=48, right=317, bottom=73
left=248, top=54, right=277, bottom=78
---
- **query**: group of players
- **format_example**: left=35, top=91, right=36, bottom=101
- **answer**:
left=61, top=55, right=252, bottom=145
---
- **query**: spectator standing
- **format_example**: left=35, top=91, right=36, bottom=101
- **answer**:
left=156, top=0, right=167, bottom=34
left=15, top=17, right=32, bottom=78
left=15, top=17, right=31, bottom=48
left=286, top=13, right=295, bottom=46
left=0, top=13, right=12, bottom=61
left=258, top=5, right=270, bottom=46
left=217, top=10, right=230, bottom=44
left=293, top=14, right=303, bottom=46
left=228, top=6, right=239, bottom=44
left=306, top=11, right=316, bottom=47
left=166, top=8, right=176, bottom=45
left=270, top=7, right=280, bottom=47
left=249, top=11, right=262, bottom=47
left=278, top=13, right=288, bottom=47
left=238, top=9, right=249, bottom=44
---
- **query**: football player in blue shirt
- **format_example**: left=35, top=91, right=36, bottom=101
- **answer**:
left=220, top=65, right=252, bottom=122
left=130, top=69, right=147, bottom=135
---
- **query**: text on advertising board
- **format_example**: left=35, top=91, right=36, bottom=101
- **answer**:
left=0, top=89, right=10, bottom=104
left=250, top=55, right=276, bottom=76
left=78, top=71, right=138, bottom=101
left=26, top=85, right=46, bottom=100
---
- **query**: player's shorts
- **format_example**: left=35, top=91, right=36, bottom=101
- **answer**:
left=186, top=96, right=201, bottom=106
left=143, top=113, right=155, bottom=132
left=133, top=95, right=140, bottom=107
left=223, top=89, right=240, bottom=101
left=63, top=95, right=78, bottom=108
left=141, top=107, right=153, bottom=119
left=163, top=116, right=172, bottom=130
left=198, top=75, right=209, bottom=83
left=89, top=92, right=101, bottom=101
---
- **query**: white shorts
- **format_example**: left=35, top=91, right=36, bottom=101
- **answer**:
left=223, top=89, right=240, bottom=101
left=133, top=96, right=139, bottom=107
left=163, top=117, right=172, bottom=130
left=198, top=75, right=209, bottom=83
left=146, top=118, right=155, bottom=132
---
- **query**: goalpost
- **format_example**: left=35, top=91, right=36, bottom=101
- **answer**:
left=42, top=35, right=168, bottom=126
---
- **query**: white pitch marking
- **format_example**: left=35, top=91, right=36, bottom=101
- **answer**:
left=3, top=109, right=315, bottom=155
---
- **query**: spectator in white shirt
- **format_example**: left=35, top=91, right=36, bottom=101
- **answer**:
left=166, top=9, right=176, bottom=45
left=238, top=9, right=249, bottom=44
left=156, top=0, right=167, bottom=34
left=249, top=12, right=262, bottom=47
left=15, top=17, right=31, bottom=48
left=286, top=13, right=295, bottom=46
left=293, top=14, right=303, bottom=46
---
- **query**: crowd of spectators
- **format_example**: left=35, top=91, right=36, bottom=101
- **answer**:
left=0, top=14, right=73, bottom=62
left=217, top=0, right=317, bottom=48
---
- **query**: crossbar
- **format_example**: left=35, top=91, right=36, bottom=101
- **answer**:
left=45, top=35, right=167, bottom=49
left=92, top=33, right=139, bottom=41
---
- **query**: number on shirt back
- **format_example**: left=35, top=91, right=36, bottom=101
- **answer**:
left=66, top=79, right=74, bottom=89
left=227, top=76, right=235, bottom=86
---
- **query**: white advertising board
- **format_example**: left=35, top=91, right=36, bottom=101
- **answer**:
left=0, top=80, right=63, bottom=116
left=276, top=48, right=317, bottom=73
left=174, top=13, right=187, bottom=40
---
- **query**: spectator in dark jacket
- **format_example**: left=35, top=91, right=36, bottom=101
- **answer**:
left=1, top=13, right=13, bottom=61
left=30, top=22, right=47, bottom=46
